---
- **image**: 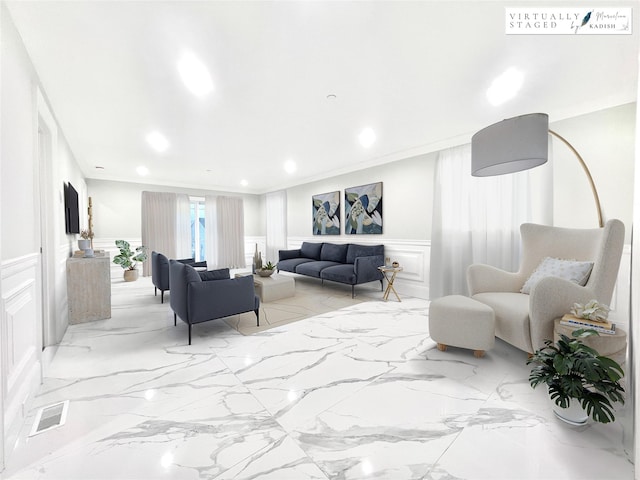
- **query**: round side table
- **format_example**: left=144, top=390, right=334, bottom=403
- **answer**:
left=553, top=318, right=627, bottom=366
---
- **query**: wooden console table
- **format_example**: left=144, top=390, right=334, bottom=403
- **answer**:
left=66, top=256, right=111, bottom=324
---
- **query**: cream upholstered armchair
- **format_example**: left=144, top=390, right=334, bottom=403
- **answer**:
left=466, top=219, right=625, bottom=354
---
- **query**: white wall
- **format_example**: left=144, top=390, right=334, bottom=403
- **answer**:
left=552, top=103, right=636, bottom=240
left=1, top=4, right=86, bottom=467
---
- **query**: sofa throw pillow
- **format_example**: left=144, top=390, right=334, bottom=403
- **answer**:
left=199, top=268, right=230, bottom=281
left=321, top=243, right=348, bottom=263
left=521, top=257, right=594, bottom=294
left=300, top=242, right=322, bottom=260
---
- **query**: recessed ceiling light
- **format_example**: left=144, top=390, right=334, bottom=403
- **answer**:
left=136, top=166, right=149, bottom=176
left=240, top=179, right=248, bottom=187
left=146, top=131, right=170, bottom=153
left=95, top=166, right=105, bottom=170
left=486, top=67, right=524, bottom=106
left=358, top=128, right=376, bottom=148
left=326, top=94, right=337, bottom=100
left=284, top=159, right=297, bottom=174
left=177, top=51, right=214, bottom=97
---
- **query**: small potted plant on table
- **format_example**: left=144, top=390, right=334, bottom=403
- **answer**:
left=527, top=328, right=625, bottom=424
left=113, top=240, right=148, bottom=282
left=257, top=261, right=276, bottom=277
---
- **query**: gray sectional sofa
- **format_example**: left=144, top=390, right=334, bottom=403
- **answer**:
left=278, top=242, right=384, bottom=297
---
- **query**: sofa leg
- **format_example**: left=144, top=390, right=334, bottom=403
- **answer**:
left=161, top=291, right=164, bottom=304
left=155, top=286, right=157, bottom=296
left=380, top=279, right=384, bottom=291
left=255, top=309, right=260, bottom=327
left=351, top=285, right=355, bottom=298
left=188, top=324, right=192, bottom=345
left=174, top=313, right=177, bottom=326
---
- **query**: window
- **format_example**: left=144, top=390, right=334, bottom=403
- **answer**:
left=190, top=197, right=206, bottom=262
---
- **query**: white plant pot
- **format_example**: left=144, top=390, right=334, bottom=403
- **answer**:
left=552, top=399, right=589, bottom=425
left=78, top=239, right=91, bottom=250
left=124, top=269, right=139, bottom=282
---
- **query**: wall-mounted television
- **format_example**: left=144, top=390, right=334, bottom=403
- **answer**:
left=64, top=182, right=80, bottom=234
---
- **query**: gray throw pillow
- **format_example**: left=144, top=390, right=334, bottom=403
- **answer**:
left=199, top=268, right=230, bottom=281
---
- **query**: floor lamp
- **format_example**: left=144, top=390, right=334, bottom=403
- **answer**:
left=470, top=112, right=604, bottom=228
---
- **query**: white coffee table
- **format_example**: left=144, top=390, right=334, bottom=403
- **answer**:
left=235, top=273, right=295, bottom=302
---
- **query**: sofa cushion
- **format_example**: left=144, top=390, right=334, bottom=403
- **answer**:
left=300, top=242, right=322, bottom=260
left=321, top=243, right=348, bottom=263
left=278, top=258, right=314, bottom=273
left=321, top=264, right=356, bottom=285
left=199, top=268, right=230, bottom=281
left=296, top=261, right=341, bottom=278
left=346, top=244, right=384, bottom=264
left=472, top=292, right=532, bottom=353
left=520, top=257, right=593, bottom=294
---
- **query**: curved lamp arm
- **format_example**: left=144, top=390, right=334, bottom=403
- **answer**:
left=549, top=129, right=604, bottom=228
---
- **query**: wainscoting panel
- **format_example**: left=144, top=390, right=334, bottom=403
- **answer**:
left=1, top=253, right=42, bottom=459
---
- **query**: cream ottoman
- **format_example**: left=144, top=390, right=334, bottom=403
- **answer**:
left=429, top=295, right=495, bottom=357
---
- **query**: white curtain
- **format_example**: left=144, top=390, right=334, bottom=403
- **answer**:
left=265, top=190, right=287, bottom=264
left=205, top=195, right=246, bottom=269
left=176, top=194, right=192, bottom=259
left=141, top=192, right=178, bottom=276
left=429, top=143, right=552, bottom=298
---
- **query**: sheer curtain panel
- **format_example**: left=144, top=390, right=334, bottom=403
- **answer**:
left=141, top=192, right=178, bottom=276
left=429, top=143, right=551, bottom=299
left=205, top=196, right=246, bottom=269
left=266, top=190, right=287, bottom=264
left=176, top=194, right=192, bottom=259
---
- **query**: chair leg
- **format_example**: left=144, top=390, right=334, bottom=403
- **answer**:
left=380, top=279, right=384, bottom=291
left=155, top=286, right=157, bottom=296
left=352, top=285, right=355, bottom=298
left=255, top=309, right=260, bottom=327
left=174, top=313, right=177, bottom=326
left=188, top=324, right=192, bottom=345
left=161, top=291, right=164, bottom=304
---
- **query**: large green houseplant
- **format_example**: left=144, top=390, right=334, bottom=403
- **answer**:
left=113, top=240, right=148, bottom=282
left=527, top=329, right=625, bottom=424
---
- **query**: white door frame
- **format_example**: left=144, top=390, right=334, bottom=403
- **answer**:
left=37, top=89, right=57, bottom=364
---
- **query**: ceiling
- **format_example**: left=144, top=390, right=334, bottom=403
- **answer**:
left=6, top=1, right=639, bottom=194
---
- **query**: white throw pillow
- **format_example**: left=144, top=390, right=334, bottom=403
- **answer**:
left=520, top=257, right=594, bottom=294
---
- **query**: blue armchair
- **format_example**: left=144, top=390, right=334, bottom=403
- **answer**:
left=169, top=260, right=260, bottom=344
left=151, top=251, right=207, bottom=303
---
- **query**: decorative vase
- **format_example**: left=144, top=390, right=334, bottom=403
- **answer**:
left=253, top=244, right=262, bottom=272
left=124, top=269, right=139, bottom=282
left=257, top=269, right=274, bottom=277
left=78, top=239, right=91, bottom=251
left=551, top=399, right=588, bottom=425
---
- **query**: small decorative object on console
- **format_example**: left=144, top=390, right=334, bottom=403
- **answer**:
left=570, top=299, right=610, bottom=322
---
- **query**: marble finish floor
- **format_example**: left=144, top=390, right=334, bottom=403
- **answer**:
left=3, top=277, right=634, bottom=479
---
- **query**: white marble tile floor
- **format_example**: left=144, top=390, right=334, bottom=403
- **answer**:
left=2, top=277, right=634, bottom=479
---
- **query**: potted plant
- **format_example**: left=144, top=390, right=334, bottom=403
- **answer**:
left=113, top=240, right=148, bottom=282
left=78, top=229, right=93, bottom=251
left=257, top=260, right=276, bottom=277
left=527, top=328, right=625, bottom=424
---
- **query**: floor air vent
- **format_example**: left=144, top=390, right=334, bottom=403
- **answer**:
left=29, top=400, right=69, bottom=437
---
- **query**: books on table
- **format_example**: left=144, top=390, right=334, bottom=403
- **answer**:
left=560, top=314, right=616, bottom=335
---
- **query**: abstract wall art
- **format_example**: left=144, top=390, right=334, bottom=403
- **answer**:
left=345, top=182, right=382, bottom=234
left=312, top=191, right=340, bottom=235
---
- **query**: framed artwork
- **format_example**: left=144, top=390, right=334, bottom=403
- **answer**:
left=312, top=191, right=340, bottom=235
left=345, top=182, right=383, bottom=234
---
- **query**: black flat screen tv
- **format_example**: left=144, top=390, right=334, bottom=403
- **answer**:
left=64, top=182, right=80, bottom=234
